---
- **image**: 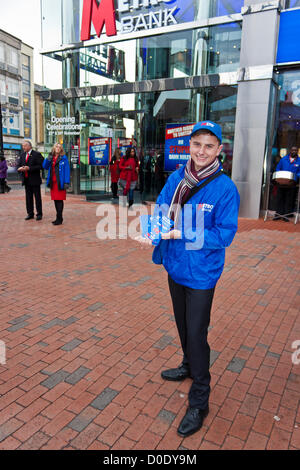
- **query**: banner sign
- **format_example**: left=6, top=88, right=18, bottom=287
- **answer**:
left=118, top=138, right=133, bottom=157
left=164, top=123, right=194, bottom=172
left=88, top=137, right=112, bottom=165
left=277, top=9, right=300, bottom=64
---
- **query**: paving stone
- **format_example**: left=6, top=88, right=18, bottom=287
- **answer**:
left=6, top=321, right=29, bottom=332
left=8, top=314, right=32, bottom=325
left=153, top=335, right=174, bottom=350
left=158, top=410, right=176, bottom=424
left=87, top=303, right=104, bottom=312
left=65, top=366, right=91, bottom=385
left=210, top=350, right=220, bottom=367
left=67, top=413, right=94, bottom=432
left=90, top=388, right=119, bottom=410
left=41, top=318, right=65, bottom=330
left=227, top=357, right=246, bottom=373
left=140, top=293, right=154, bottom=300
left=61, top=338, right=83, bottom=351
left=41, top=370, right=70, bottom=389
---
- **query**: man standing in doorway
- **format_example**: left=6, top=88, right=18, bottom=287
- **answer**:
left=274, top=146, right=300, bottom=220
left=137, top=121, right=240, bottom=438
left=18, top=141, right=44, bottom=220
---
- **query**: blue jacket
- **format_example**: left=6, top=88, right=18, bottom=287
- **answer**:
left=43, top=154, right=70, bottom=190
left=276, top=154, right=300, bottom=177
left=152, top=165, right=240, bottom=289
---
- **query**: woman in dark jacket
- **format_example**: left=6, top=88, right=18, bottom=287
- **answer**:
left=0, top=156, right=11, bottom=193
left=43, top=143, right=70, bottom=225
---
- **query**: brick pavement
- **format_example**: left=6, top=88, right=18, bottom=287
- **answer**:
left=0, top=190, right=299, bottom=450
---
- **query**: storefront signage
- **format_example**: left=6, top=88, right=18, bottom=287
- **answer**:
left=81, top=0, right=179, bottom=41
left=277, top=9, right=300, bottom=64
left=164, top=123, right=194, bottom=172
left=88, top=137, right=112, bottom=165
left=46, top=117, right=83, bottom=136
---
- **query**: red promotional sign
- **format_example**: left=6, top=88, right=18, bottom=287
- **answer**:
left=81, top=0, right=117, bottom=41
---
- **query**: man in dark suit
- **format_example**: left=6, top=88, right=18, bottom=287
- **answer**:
left=18, top=140, right=44, bottom=220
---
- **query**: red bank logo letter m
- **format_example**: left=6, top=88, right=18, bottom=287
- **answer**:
left=81, top=0, right=117, bottom=41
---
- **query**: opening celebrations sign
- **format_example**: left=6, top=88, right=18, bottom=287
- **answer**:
left=88, top=137, right=112, bottom=165
left=164, top=123, right=194, bottom=172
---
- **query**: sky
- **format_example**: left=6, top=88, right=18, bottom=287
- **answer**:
left=0, top=0, right=61, bottom=88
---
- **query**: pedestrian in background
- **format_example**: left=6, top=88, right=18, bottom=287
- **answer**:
left=0, top=156, right=11, bottom=193
left=109, top=148, right=121, bottom=199
left=43, top=143, right=70, bottom=225
left=17, top=140, right=44, bottom=220
left=119, top=147, right=139, bottom=208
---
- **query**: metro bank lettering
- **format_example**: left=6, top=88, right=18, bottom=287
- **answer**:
left=81, top=0, right=179, bottom=41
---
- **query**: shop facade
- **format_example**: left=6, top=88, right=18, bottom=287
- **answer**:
left=40, top=0, right=300, bottom=218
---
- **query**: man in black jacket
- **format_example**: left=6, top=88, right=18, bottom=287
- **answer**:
left=18, top=141, right=44, bottom=220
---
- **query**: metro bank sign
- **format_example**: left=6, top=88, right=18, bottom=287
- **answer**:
left=81, top=0, right=179, bottom=40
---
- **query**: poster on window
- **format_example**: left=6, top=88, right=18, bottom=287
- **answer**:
left=117, top=138, right=133, bottom=157
left=164, top=123, right=195, bottom=172
left=88, top=137, right=112, bottom=166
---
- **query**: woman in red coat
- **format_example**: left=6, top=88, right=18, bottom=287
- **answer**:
left=43, top=143, right=70, bottom=225
left=109, top=148, right=121, bottom=199
left=119, top=147, right=139, bottom=207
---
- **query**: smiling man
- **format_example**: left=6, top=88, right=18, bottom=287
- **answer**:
left=137, top=121, right=240, bottom=438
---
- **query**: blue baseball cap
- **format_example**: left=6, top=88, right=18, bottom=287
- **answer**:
left=191, top=121, right=222, bottom=143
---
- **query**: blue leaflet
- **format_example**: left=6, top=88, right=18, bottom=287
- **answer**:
left=140, top=215, right=174, bottom=245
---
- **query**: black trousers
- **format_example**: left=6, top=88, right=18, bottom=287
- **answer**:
left=54, top=200, right=64, bottom=222
left=168, top=275, right=215, bottom=409
left=275, top=186, right=297, bottom=216
left=0, top=178, right=5, bottom=193
left=111, top=182, right=118, bottom=197
left=25, top=184, right=42, bottom=217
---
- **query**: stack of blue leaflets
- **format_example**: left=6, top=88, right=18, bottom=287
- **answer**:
left=140, top=215, right=174, bottom=245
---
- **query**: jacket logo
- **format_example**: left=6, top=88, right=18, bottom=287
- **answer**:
left=197, top=203, right=214, bottom=213
left=81, top=0, right=117, bottom=41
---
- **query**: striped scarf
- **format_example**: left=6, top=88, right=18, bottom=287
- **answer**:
left=168, top=157, right=220, bottom=227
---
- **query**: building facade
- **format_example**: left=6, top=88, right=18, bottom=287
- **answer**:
left=0, top=30, right=36, bottom=174
left=40, top=0, right=300, bottom=217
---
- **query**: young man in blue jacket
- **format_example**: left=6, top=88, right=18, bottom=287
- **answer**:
left=137, top=121, right=240, bottom=438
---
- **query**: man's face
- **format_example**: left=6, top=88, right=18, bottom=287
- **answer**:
left=290, top=147, right=298, bottom=157
left=22, top=142, right=31, bottom=153
left=189, top=133, right=223, bottom=171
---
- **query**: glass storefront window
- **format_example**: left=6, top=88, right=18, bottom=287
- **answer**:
left=285, top=0, right=300, bottom=8
left=273, top=70, right=300, bottom=164
left=137, top=23, right=241, bottom=81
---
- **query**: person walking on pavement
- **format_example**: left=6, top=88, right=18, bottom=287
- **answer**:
left=17, top=140, right=44, bottom=220
left=109, top=148, right=121, bottom=199
left=43, top=143, right=70, bottom=225
left=119, top=147, right=139, bottom=208
left=136, top=121, right=240, bottom=438
left=0, top=156, right=11, bottom=193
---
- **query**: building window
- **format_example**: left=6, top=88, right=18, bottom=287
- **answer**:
left=0, top=75, right=6, bottom=102
left=7, top=46, right=19, bottom=73
left=9, top=111, right=20, bottom=135
left=7, top=78, right=19, bottom=105
left=0, top=43, right=5, bottom=69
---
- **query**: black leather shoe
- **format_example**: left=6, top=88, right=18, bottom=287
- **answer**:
left=52, top=220, right=63, bottom=225
left=177, top=406, right=209, bottom=438
left=161, top=364, right=190, bottom=381
left=25, top=215, right=34, bottom=220
left=36, top=215, right=43, bottom=221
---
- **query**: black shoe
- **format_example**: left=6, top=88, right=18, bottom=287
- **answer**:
left=52, top=220, right=63, bottom=225
left=36, top=215, right=43, bottom=221
left=161, top=364, right=190, bottom=382
left=25, top=215, right=34, bottom=220
left=177, top=406, right=209, bottom=438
